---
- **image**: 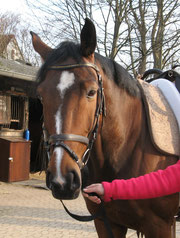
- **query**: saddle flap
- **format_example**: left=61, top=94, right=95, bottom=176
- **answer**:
left=138, top=79, right=180, bottom=156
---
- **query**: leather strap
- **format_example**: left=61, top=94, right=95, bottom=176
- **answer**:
left=48, top=63, right=100, bottom=72
left=60, top=199, right=114, bottom=238
left=49, top=134, right=89, bottom=145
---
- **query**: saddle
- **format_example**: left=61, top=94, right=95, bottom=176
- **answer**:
left=138, top=79, right=180, bottom=156
left=142, top=66, right=180, bottom=93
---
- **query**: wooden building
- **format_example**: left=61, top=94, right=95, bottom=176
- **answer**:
left=0, top=34, right=24, bottom=61
left=0, top=56, right=43, bottom=182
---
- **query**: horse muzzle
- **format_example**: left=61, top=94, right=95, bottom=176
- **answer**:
left=46, top=170, right=81, bottom=200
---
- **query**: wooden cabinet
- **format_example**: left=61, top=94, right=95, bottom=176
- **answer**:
left=0, top=137, right=31, bottom=182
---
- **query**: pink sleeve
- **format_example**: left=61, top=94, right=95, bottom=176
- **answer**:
left=102, top=160, right=180, bottom=202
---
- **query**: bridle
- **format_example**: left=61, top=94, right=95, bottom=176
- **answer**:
left=41, top=62, right=114, bottom=238
left=43, top=62, right=106, bottom=170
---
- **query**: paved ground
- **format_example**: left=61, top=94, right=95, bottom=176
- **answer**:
left=0, top=174, right=179, bottom=238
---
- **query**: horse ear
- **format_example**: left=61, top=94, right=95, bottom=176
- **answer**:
left=80, top=18, right=97, bottom=57
left=30, top=31, right=52, bottom=61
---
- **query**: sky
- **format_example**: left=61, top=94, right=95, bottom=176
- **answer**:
left=1, top=0, right=29, bottom=15
left=0, top=0, right=40, bottom=26
left=0, top=0, right=45, bottom=34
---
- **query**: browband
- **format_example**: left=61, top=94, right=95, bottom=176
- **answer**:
left=48, top=63, right=100, bottom=72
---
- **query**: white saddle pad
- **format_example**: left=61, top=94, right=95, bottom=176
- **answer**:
left=151, top=79, right=180, bottom=132
left=138, top=79, right=180, bottom=156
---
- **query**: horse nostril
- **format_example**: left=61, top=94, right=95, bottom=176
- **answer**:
left=67, top=170, right=80, bottom=191
left=46, top=170, right=54, bottom=189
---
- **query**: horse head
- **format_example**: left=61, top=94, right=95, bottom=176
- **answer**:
left=31, top=19, right=105, bottom=199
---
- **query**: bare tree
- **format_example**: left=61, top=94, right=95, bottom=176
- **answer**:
left=0, top=11, right=40, bottom=65
left=18, top=27, right=41, bottom=65
left=0, top=12, right=21, bottom=35
left=26, top=0, right=130, bottom=60
left=126, top=0, right=180, bottom=75
left=25, top=0, right=180, bottom=75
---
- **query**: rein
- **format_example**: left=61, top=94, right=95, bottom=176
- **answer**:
left=60, top=198, right=114, bottom=238
left=42, top=62, right=114, bottom=238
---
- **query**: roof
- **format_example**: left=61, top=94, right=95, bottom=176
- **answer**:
left=0, top=34, right=15, bottom=54
left=0, top=56, right=38, bottom=81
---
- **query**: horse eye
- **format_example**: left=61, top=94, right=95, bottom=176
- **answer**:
left=87, top=90, right=96, bottom=98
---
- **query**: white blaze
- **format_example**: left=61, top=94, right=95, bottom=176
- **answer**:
left=55, top=107, right=61, bottom=134
left=57, top=71, right=75, bottom=98
left=54, top=71, right=75, bottom=183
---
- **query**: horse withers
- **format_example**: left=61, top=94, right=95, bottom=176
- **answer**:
left=31, top=19, right=179, bottom=238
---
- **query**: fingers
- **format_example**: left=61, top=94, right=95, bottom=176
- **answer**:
left=83, top=183, right=104, bottom=196
left=82, top=183, right=105, bottom=204
left=83, top=192, right=102, bottom=204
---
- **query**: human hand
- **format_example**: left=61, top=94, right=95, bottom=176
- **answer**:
left=83, top=183, right=104, bottom=204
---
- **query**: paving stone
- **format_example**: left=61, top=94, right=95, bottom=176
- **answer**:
left=0, top=179, right=179, bottom=237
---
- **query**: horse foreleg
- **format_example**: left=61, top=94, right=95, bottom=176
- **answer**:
left=143, top=223, right=174, bottom=238
left=171, top=217, right=176, bottom=238
left=94, top=218, right=127, bottom=238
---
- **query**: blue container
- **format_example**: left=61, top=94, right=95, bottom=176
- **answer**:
left=24, top=129, right=30, bottom=141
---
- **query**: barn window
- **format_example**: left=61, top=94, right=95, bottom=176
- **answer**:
left=10, top=95, right=25, bottom=130
left=0, top=93, right=27, bottom=132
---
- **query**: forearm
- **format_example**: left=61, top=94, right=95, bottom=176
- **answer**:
left=102, top=160, right=180, bottom=202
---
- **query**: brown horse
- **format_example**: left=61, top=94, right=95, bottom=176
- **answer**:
left=31, top=19, right=179, bottom=237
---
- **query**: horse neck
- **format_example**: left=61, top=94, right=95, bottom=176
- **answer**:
left=88, top=78, right=143, bottom=180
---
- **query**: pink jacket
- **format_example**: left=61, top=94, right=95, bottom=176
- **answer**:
left=102, top=160, right=180, bottom=202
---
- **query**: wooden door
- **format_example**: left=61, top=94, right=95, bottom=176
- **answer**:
left=9, top=141, right=31, bottom=182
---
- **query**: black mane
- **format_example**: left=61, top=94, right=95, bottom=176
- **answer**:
left=37, top=41, right=81, bottom=82
left=95, top=54, right=140, bottom=97
left=37, top=41, right=140, bottom=97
